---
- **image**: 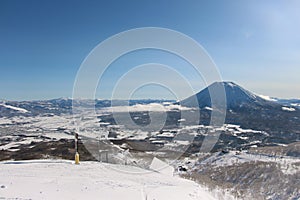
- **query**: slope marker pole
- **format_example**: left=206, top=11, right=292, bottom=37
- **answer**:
left=75, top=133, right=80, bottom=164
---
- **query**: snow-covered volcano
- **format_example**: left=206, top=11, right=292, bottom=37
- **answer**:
left=181, top=81, right=280, bottom=109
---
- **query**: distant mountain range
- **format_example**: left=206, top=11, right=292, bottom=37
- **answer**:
left=0, top=98, right=175, bottom=117
left=0, top=81, right=299, bottom=153
left=1, top=81, right=299, bottom=115
left=1, top=82, right=300, bottom=143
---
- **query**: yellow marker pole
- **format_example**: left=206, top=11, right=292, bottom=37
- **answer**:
left=74, top=133, right=80, bottom=164
left=75, top=152, right=80, bottom=164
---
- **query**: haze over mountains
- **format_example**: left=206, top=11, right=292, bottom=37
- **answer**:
left=1, top=81, right=299, bottom=114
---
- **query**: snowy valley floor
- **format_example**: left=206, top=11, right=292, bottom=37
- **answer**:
left=0, top=159, right=218, bottom=200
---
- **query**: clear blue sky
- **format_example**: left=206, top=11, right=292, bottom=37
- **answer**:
left=1, top=0, right=299, bottom=100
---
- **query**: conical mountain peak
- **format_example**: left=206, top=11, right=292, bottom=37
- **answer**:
left=181, top=81, right=278, bottom=109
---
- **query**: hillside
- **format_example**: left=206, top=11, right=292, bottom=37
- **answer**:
left=0, top=159, right=218, bottom=200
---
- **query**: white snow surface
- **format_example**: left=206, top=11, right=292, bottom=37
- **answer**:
left=257, top=94, right=277, bottom=102
left=226, top=82, right=236, bottom=88
left=0, top=159, right=216, bottom=200
left=282, top=106, right=296, bottom=111
left=291, top=103, right=300, bottom=107
left=102, top=103, right=194, bottom=113
left=0, top=103, right=29, bottom=113
left=204, top=106, right=213, bottom=111
left=0, top=137, right=44, bottom=151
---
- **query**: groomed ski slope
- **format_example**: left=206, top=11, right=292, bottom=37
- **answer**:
left=0, top=160, right=216, bottom=200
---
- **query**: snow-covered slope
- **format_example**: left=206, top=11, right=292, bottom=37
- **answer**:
left=0, top=160, right=216, bottom=200
left=0, top=103, right=28, bottom=113
left=257, top=94, right=278, bottom=102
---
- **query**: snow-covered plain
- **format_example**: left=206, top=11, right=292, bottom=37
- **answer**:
left=0, top=160, right=216, bottom=200
left=102, top=103, right=194, bottom=112
left=0, top=108, right=268, bottom=152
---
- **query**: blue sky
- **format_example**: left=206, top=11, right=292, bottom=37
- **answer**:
left=0, top=0, right=299, bottom=100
